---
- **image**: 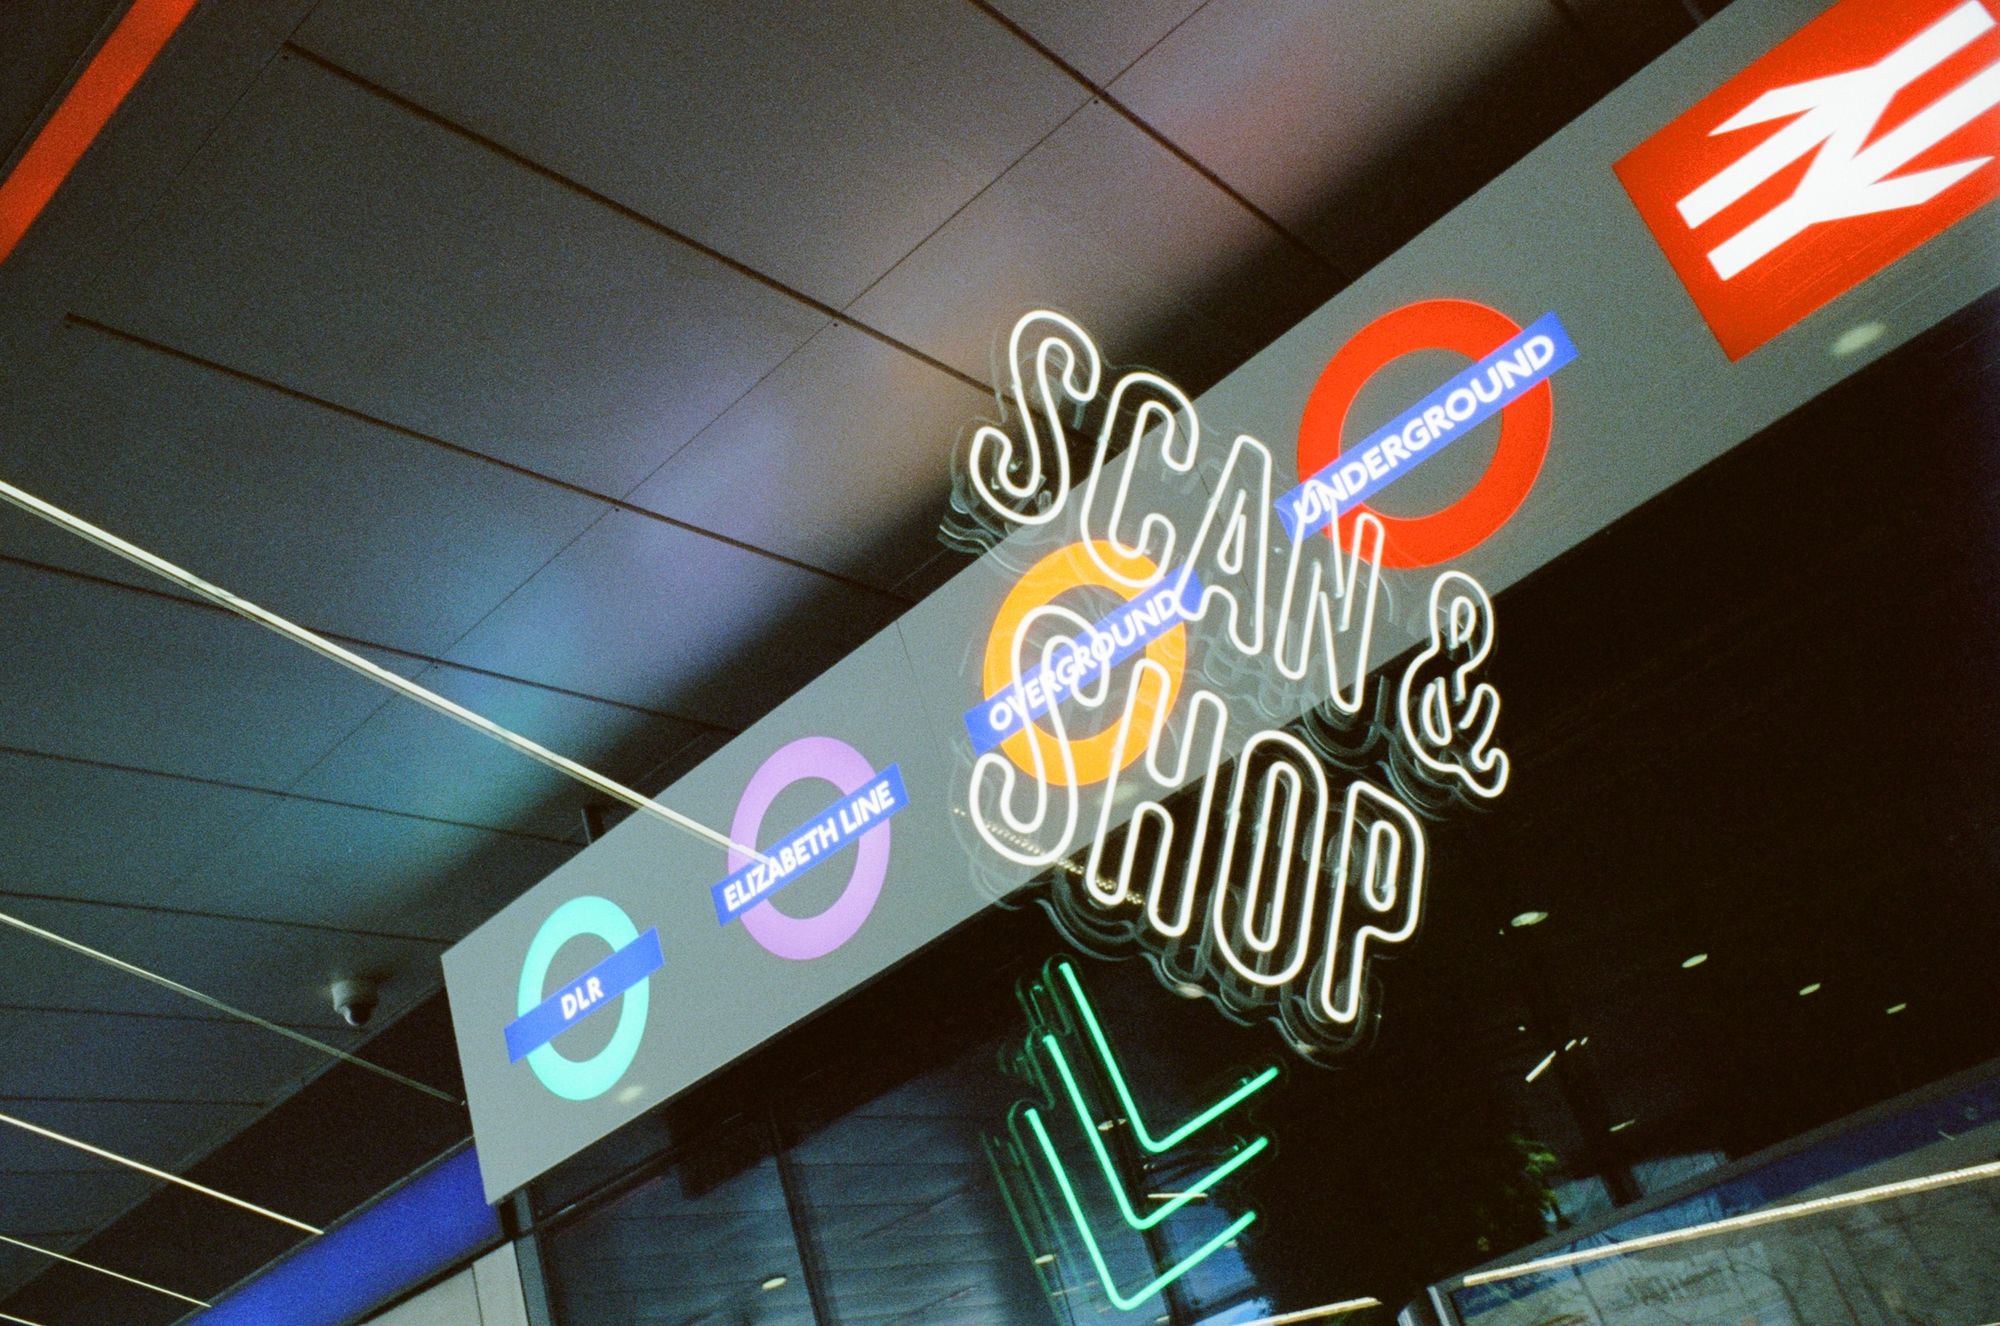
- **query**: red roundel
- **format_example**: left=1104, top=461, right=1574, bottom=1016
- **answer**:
left=1295, top=299, right=1551, bottom=569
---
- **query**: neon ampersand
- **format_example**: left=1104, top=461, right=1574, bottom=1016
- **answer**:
left=1397, top=571, right=1509, bottom=799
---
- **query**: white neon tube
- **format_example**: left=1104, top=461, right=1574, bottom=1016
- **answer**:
left=1463, top=1158, right=2000, bottom=1286
left=0, top=1233, right=208, bottom=1307
left=0, top=1310, right=52, bottom=1326
left=0, top=1110, right=321, bottom=1234
left=0, top=476, right=769, bottom=864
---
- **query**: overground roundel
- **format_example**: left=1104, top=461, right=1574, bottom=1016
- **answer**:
left=513, top=895, right=654, bottom=1102
left=1296, top=299, right=1553, bottom=569
left=982, top=541, right=1186, bottom=787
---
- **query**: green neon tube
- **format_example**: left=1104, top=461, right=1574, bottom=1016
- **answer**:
left=1025, top=1106, right=1257, bottom=1312
left=1040, top=1033, right=1268, bottom=1230
left=1055, top=960, right=1278, bottom=1153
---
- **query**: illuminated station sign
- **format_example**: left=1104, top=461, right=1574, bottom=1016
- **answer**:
left=440, top=0, right=2000, bottom=1211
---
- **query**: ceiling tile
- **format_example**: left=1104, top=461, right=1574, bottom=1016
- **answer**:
left=78, top=52, right=827, bottom=497
left=35, top=903, right=452, bottom=1039
left=1109, top=0, right=1604, bottom=273
left=295, top=0, right=1087, bottom=307
left=846, top=100, right=1345, bottom=393
left=626, top=324, right=986, bottom=591
left=291, top=660, right=706, bottom=840
left=167, top=796, right=574, bottom=941
left=0, top=751, right=263, bottom=911
left=0, top=325, right=611, bottom=658
left=440, top=509, right=905, bottom=728
left=0, top=1009, right=323, bottom=1105
left=987, top=0, right=1208, bottom=84
left=0, top=562, right=421, bottom=789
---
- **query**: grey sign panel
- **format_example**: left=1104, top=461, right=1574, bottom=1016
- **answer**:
left=447, top=627, right=977, bottom=1201
left=447, top=0, right=2000, bottom=1202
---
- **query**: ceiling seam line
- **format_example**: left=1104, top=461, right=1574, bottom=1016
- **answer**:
left=0, top=550, right=742, bottom=737
left=63, top=314, right=918, bottom=610
left=836, top=96, right=1082, bottom=316
left=275, top=41, right=991, bottom=398
left=0, top=1002, right=351, bottom=1031
left=0, top=887, right=450, bottom=946
left=958, top=0, right=1352, bottom=284
left=0, top=740, right=576, bottom=847
left=0, top=1096, right=268, bottom=1108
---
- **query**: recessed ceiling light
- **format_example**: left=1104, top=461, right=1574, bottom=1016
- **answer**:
left=1798, top=983, right=1822, bottom=996
left=761, top=1275, right=788, bottom=1292
left=1609, top=1119, right=1637, bottom=1133
left=1681, top=952, right=1708, bottom=969
left=1510, top=910, right=1549, bottom=928
left=1887, top=1002, right=1908, bottom=1015
left=1034, top=1253, right=1056, bottom=1265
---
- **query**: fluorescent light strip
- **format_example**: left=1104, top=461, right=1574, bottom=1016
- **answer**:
left=0, top=1310, right=51, bottom=1326
left=0, top=477, right=769, bottom=865
left=1231, top=1299, right=1384, bottom=1326
left=0, top=1233, right=208, bottom=1307
left=1464, top=1158, right=2000, bottom=1286
left=1524, top=1050, right=1556, bottom=1083
left=0, top=907, right=457, bottom=1105
left=0, top=1110, right=321, bottom=1235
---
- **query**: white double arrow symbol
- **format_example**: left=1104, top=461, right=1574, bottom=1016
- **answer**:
left=1679, top=0, right=2000, bottom=279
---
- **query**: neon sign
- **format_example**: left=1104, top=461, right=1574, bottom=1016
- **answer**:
left=990, top=959, right=1277, bottom=1313
left=957, top=310, right=1521, bottom=1058
left=718, top=736, right=907, bottom=961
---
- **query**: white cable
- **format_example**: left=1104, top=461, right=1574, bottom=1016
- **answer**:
left=0, top=1233, right=209, bottom=1307
left=0, top=476, right=769, bottom=864
left=0, top=1111, right=321, bottom=1235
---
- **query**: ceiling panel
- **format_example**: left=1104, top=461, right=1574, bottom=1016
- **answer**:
left=291, top=660, right=706, bottom=840
left=440, top=509, right=905, bottom=727
left=31, top=902, right=453, bottom=1040
left=846, top=100, right=1345, bottom=392
left=1108, top=0, right=1604, bottom=273
left=0, top=562, right=420, bottom=790
left=987, top=0, right=1209, bottom=84
left=76, top=51, right=828, bottom=497
left=0, top=323, right=612, bottom=658
left=0, top=750, right=265, bottom=912
left=295, top=0, right=1088, bottom=309
left=626, top=323, right=989, bottom=592
left=166, top=795, right=574, bottom=940
left=0, top=1009, right=323, bottom=1105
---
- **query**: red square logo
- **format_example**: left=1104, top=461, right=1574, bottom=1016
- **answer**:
left=1616, top=0, right=2000, bottom=359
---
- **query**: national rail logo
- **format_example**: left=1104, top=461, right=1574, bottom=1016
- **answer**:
left=1617, top=0, right=2000, bottom=359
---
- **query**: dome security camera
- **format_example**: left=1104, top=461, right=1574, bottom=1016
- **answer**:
left=330, top=977, right=379, bottom=1030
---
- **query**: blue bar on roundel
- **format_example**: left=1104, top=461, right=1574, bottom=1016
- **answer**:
left=709, top=766, right=909, bottom=927
left=1275, top=311, right=1578, bottom=541
left=961, top=571, right=1203, bottom=754
left=503, top=928, right=663, bottom=1063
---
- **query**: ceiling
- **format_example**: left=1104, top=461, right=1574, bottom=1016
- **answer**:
left=0, top=0, right=1717, bottom=1317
